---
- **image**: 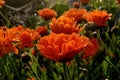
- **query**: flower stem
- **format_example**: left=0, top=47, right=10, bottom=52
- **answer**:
left=63, top=62, right=70, bottom=80
left=0, top=11, right=11, bottom=27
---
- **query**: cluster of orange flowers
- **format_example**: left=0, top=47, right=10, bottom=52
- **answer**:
left=0, top=26, right=47, bottom=57
left=0, top=6, right=111, bottom=62
left=0, top=0, right=5, bottom=8
left=36, top=8, right=102, bottom=62
left=37, top=7, right=111, bottom=27
left=1, top=7, right=111, bottom=62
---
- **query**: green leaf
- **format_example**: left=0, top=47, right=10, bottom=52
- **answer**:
left=102, top=56, right=109, bottom=75
left=51, top=4, right=69, bottom=17
left=104, top=56, right=120, bottom=73
left=52, top=71, right=58, bottom=80
left=25, top=16, right=40, bottom=29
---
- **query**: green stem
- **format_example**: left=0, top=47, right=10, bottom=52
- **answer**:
left=8, top=56, right=21, bottom=80
left=104, top=0, right=107, bottom=9
left=3, top=56, right=11, bottom=80
left=77, top=64, right=79, bottom=80
left=75, top=56, right=80, bottom=80
left=103, top=57, right=120, bottom=73
left=0, top=11, right=11, bottom=27
left=4, top=65, right=11, bottom=80
left=97, top=30, right=107, bottom=49
left=63, top=62, right=70, bottom=80
left=97, top=30, right=120, bottom=74
left=28, top=49, right=41, bottom=80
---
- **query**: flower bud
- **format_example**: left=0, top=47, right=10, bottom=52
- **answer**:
left=22, top=52, right=31, bottom=63
left=80, top=0, right=90, bottom=5
left=73, top=2, right=80, bottom=8
left=84, top=22, right=97, bottom=31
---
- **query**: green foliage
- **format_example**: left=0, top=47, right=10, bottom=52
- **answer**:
left=52, top=4, right=69, bottom=17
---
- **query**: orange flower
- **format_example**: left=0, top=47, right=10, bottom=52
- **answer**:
left=50, top=17, right=80, bottom=34
left=13, top=25, right=24, bottom=31
left=82, top=38, right=100, bottom=59
left=62, top=8, right=87, bottom=22
left=37, top=33, right=90, bottom=62
left=117, top=0, right=120, bottom=4
left=10, top=25, right=26, bottom=42
left=0, top=0, right=5, bottom=8
left=35, top=26, right=47, bottom=36
left=24, top=28, right=40, bottom=40
left=37, top=8, right=57, bottom=20
left=10, top=26, right=39, bottom=50
left=80, top=0, right=90, bottom=5
left=82, top=10, right=112, bottom=26
left=0, top=27, right=18, bottom=57
left=18, top=31, right=34, bottom=49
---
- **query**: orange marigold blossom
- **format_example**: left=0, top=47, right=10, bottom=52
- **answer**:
left=80, top=0, right=90, bottom=5
left=37, top=33, right=90, bottom=62
left=19, top=31, right=34, bottom=49
left=24, top=28, right=40, bottom=40
left=62, top=8, right=87, bottom=22
left=35, top=26, right=48, bottom=36
left=37, top=8, right=57, bottom=20
left=13, top=25, right=24, bottom=31
left=0, top=27, right=18, bottom=57
left=82, top=38, right=100, bottom=59
left=0, top=0, right=5, bottom=8
left=82, top=10, right=112, bottom=26
left=50, top=16, right=80, bottom=34
left=9, top=25, right=24, bottom=41
left=18, top=29, right=39, bottom=49
left=11, top=26, right=39, bottom=49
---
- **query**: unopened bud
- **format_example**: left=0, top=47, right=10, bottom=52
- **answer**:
left=73, top=2, right=80, bottom=8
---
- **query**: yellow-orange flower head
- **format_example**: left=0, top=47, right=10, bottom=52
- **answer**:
left=37, top=33, right=90, bottom=62
left=82, top=10, right=112, bottom=27
left=37, top=8, right=57, bottom=20
left=50, top=16, right=80, bottom=34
